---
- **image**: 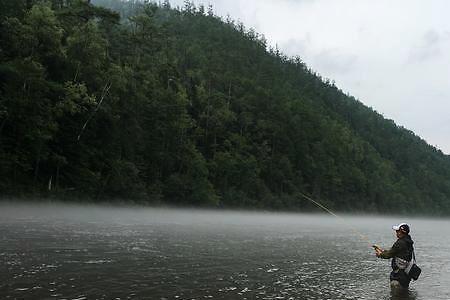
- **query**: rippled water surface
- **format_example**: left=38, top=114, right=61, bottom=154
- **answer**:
left=1, top=203, right=449, bottom=300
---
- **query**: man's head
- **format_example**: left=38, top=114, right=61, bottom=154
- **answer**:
left=392, top=223, right=410, bottom=238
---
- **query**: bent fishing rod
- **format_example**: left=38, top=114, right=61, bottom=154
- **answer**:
left=298, top=192, right=375, bottom=249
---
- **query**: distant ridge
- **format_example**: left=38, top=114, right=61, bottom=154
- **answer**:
left=1, top=0, right=449, bottom=214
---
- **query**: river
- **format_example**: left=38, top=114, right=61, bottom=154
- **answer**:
left=1, top=202, right=449, bottom=299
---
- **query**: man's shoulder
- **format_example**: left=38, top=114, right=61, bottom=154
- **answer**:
left=393, top=238, right=404, bottom=247
left=394, top=237, right=412, bottom=249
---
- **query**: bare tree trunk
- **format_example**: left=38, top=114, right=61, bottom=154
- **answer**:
left=33, top=142, right=42, bottom=187
left=77, top=82, right=111, bottom=141
left=213, top=132, right=217, bottom=158
left=205, top=79, right=211, bottom=146
left=0, top=116, right=8, bottom=145
left=56, top=165, right=60, bottom=191
left=227, top=82, right=232, bottom=109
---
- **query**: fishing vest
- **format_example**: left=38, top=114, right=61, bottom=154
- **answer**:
left=394, top=256, right=413, bottom=270
left=393, top=242, right=414, bottom=270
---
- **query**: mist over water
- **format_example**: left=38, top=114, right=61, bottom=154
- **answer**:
left=1, top=202, right=449, bottom=300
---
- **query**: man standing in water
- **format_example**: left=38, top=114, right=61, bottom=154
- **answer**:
left=374, top=223, right=414, bottom=289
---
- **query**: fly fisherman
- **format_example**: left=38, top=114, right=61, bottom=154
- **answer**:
left=373, top=223, right=414, bottom=289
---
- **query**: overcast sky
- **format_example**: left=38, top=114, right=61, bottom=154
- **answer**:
left=169, top=0, right=450, bottom=154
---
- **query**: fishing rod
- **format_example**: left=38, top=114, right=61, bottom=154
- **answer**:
left=298, top=192, right=375, bottom=248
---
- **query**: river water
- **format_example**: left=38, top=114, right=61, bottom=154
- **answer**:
left=0, top=203, right=449, bottom=300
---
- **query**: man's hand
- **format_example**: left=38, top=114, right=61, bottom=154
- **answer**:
left=372, top=244, right=383, bottom=257
left=375, top=249, right=382, bottom=257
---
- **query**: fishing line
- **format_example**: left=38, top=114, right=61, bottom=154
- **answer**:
left=298, top=192, right=373, bottom=248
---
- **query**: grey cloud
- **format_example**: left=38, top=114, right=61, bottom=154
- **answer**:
left=408, top=29, right=442, bottom=62
left=313, top=49, right=358, bottom=74
left=424, top=30, right=440, bottom=44
left=280, top=36, right=310, bottom=57
left=280, top=37, right=357, bottom=75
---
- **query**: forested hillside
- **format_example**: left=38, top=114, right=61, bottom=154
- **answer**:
left=1, top=0, right=450, bottom=214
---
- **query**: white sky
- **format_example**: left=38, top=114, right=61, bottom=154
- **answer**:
left=169, top=0, right=450, bottom=154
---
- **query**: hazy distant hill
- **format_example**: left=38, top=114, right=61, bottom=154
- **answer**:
left=1, top=0, right=449, bottom=214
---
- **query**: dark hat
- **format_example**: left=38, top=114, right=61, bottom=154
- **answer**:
left=392, top=223, right=410, bottom=234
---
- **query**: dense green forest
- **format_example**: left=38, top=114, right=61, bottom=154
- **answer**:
left=1, top=0, right=450, bottom=214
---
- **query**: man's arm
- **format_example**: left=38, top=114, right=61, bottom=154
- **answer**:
left=377, top=241, right=401, bottom=259
left=378, top=248, right=397, bottom=259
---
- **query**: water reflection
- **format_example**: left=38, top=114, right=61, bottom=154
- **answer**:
left=390, top=288, right=418, bottom=300
left=1, top=204, right=449, bottom=299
